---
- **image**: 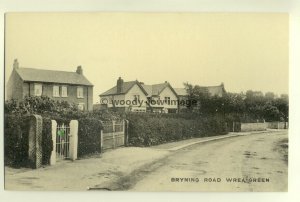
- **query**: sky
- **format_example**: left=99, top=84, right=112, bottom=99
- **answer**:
left=5, top=12, right=289, bottom=103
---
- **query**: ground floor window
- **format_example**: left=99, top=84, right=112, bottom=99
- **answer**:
left=78, top=103, right=85, bottom=111
left=167, top=108, right=178, bottom=113
left=131, top=108, right=146, bottom=112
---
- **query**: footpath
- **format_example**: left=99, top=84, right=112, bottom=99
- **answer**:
left=5, top=130, right=279, bottom=191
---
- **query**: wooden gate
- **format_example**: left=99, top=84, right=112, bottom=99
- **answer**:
left=102, top=120, right=126, bottom=150
left=56, top=123, right=70, bottom=160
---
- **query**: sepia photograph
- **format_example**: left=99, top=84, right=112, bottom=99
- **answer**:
left=3, top=12, right=289, bottom=192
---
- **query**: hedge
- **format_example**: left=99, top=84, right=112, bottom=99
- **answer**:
left=77, top=118, right=103, bottom=157
left=4, top=114, right=57, bottom=167
left=4, top=114, right=30, bottom=168
left=125, top=113, right=228, bottom=146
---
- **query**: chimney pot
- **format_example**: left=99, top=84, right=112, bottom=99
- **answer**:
left=13, top=59, right=19, bottom=69
left=76, top=66, right=83, bottom=75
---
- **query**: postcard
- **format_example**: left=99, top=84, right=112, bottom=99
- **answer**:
left=4, top=12, right=288, bottom=192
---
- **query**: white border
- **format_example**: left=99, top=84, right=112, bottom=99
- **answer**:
left=0, top=1, right=299, bottom=202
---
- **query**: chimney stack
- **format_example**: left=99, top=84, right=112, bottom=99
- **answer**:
left=76, top=66, right=83, bottom=75
left=13, top=59, right=19, bottom=69
left=117, top=77, right=124, bottom=93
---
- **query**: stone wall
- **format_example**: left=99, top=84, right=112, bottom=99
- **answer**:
left=240, top=122, right=267, bottom=132
left=267, top=122, right=288, bottom=129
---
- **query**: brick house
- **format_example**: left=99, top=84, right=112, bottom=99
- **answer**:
left=6, top=59, right=93, bottom=111
left=99, top=77, right=178, bottom=113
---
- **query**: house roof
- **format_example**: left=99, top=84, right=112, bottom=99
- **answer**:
left=174, top=88, right=188, bottom=96
left=174, top=84, right=226, bottom=97
left=15, top=67, right=93, bottom=86
left=100, top=80, right=148, bottom=96
left=204, top=85, right=226, bottom=96
left=100, top=80, right=178, bottom=97
left=141, top=83, right=166, bottom=96
left=141, top=82, right=178, bottom=97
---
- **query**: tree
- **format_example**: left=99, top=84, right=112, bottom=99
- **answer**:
left=183, top=84, right=289, bottom=123
left=263, top=104, right=281, bottom=121
left=265, top=92, right=276, bottom=101
left=273, top=95, right=289, bottom=122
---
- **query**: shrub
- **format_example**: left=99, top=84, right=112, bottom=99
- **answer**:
left=125, top=113, right=228, bottom=146
left=77, top=118, right=103, bottom=157
left=4, top=114, right=56, bottom=167
left=4, top=114, right=30, bottom=168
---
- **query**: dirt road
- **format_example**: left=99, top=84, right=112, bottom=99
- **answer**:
left=127, top=131, right=288, bottom=192
left=5, top=131, right=287, bottom=191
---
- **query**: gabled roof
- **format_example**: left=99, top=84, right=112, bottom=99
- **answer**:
left=174, top=84, right=226, bottom=97
left=204, top=85, right=226, bottom=96
left=15, top=67, right=93, bottom=86
left=174, top=88, right=188, bottom=96
left=141, top=82, right=178, bottom=97
left=100, top=80, right=148, bottom=96
left=100, top=80, right=178, bottom=97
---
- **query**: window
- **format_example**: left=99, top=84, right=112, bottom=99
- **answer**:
left=78, top=103, right=84, bottom=111
left=165, top=97, right=171, bottom=105
left=53, top=85, right=60, bottom=97
left=34, top=83, right=42, bottom=96
left=61, top=86, right=68, bottom=97
left=133, top=95, right=140, bottom=101
left=77, top=87, right=84, bottom=98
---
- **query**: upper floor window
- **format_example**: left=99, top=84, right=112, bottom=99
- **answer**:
left=61, top=86, right=68, bottom=97
left=34, top=83, right=42, bottom=96
left=133, top=95, right=140, bottom=101
left=77, top=87, right=84, bottom=98
left=165, top=97, right=171, bottom=105
left=53, top=85, right=60, bottom=97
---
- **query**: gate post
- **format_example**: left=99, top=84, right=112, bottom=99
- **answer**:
left=112, top=120, right=116, bottom=148
left=124, top=120, right=129, bottom=146
left=69, top=120, right=78, bottom=161
left=50, top=120, right=57, bottom=165
left=100, top=129, right=103, bottom=152
left=28, top=114, right=43, bottom=169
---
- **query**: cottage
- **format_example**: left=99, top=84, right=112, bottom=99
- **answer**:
left=99, top=77, right=178, bottom=113
left=6, top=59, right=94, bottom=111
left=141, top=81, right=178, bottom=113
left=99, top=77, right=148, bottom=112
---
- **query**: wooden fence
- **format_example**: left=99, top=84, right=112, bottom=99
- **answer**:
left=101, top=120, right=128, bottom=150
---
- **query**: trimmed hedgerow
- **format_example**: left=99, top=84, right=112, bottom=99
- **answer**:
left=4, top=114, right=30, bottom=168
left=125, top=113, right=228, bottom=147
left=77, top=118, right=103, bottom=157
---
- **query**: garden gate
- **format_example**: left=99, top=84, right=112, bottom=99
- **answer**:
left=56, top=123, right=70, bottom=160
left=102, top=120, right=126, bottom=150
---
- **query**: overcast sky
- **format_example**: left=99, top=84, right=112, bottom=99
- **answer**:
left=5, top=12, right=288, bottom=103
